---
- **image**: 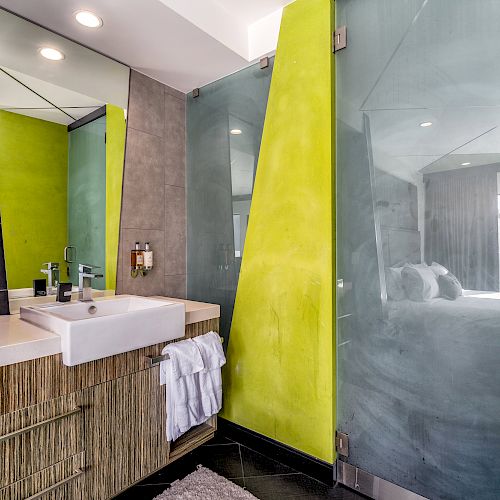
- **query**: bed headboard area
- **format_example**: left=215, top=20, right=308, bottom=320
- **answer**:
left=374, top=168, right=421, bottom=268
left=381, top=227, right=421, bottom=267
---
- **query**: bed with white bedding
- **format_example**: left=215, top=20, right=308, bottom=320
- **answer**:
left=386, top=289, right=500, bottom=344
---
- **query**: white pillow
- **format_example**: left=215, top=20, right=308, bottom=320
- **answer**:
left=429, top=261, right=449, bottom=278
left=402, top=264, right=440, bottom=301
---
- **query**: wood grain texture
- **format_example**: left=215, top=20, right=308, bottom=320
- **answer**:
left=83, top=369, right=170, bottom=499
left=0, top=391, right=83, bottom=487
left=0, top=318, right=219, bottom=415
left=82, top=319, right=219, bottom=499
left=0, top=452, right=85, bottom=500
left=1, top=317, right=220, bottom=499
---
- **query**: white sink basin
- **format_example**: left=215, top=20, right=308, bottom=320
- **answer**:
left=20, top=295, right=185, bottom=366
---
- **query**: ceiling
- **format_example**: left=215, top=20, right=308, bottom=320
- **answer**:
left=215, top=0, right=290, bottom=24
left=0, top=0, right=292, bottom=93
left=337, top=0, right=500, bottom=180
left=0, top=9, right=129, bottom=125
left=0, top=66, right=105, bottom=125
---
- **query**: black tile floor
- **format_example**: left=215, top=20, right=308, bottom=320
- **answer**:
left=115, top=433, right=367, bottom=499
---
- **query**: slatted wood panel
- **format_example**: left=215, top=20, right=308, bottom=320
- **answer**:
left=81, top=319, right=219, bottom=499
left=83, top=367, right=170, bottom=499
left=0, top=318, right=219, bottom=415
left=0, top=391, right=83, bottom=487
left=0, top=452, right=85, bottom=500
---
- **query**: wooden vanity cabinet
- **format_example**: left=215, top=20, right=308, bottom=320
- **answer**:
left=0, top=317, right=219, bottom=500
left=82, top=367, right=170, bottom=499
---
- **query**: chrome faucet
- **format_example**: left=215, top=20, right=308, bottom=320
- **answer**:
left=78, top=264, right=103, bottom=302
left=41, top=262, right=60, bottom=293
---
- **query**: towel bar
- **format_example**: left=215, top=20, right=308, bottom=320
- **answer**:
left=145, top=335, right=224, bottom=368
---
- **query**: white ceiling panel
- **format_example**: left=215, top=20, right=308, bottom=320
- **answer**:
left=60, top=107, right=100, bottom=121
left=0, top=68, right=48, bottom=108
left=6, top=68, right=105, bottom=109
left=0, top=0, right=287, bottom=92
left=215, top=0, right=292, bottom=24
left=368, top=107, right=500, bottom=159
left=421, top=153, right=500, bottom=175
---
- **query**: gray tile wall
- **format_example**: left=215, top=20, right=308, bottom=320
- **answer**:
left=117, top=70, right=186, bottom=298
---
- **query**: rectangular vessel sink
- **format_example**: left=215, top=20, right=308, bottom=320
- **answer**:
left=20, top=295, right=185, bottom=366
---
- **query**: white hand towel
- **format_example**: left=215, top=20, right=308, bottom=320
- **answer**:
left=160, top=339, right=206, bottom=441
left=164, top=338, right=204, bottom=380
left=193, top=331, right=226, bottom=371
left=193, top=332, right=226, bottom=417
left=159, top=333, right=226, bottom=442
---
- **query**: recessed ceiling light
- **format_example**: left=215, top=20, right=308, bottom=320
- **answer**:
left=419, top=121, right=433, bottom=127
left=461, top=162, right=471, bottom=166
left=75, top=10, right=103, bottom=28
left=39, top=47, right=65, bottom=61
left=230, top=129, right=242, bottom=135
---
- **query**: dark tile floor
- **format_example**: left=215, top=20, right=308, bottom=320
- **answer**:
left=116, top=433, right=366, bottom=499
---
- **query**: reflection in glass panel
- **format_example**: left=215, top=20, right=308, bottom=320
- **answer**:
left=186, top=59, right=273, bottom=340
left=337, top=0, right=500, bottom=498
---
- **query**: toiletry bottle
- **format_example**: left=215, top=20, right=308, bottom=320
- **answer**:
left=131, top=242, right=144, bottom=270
left=143, top=242, right=153, bottom=271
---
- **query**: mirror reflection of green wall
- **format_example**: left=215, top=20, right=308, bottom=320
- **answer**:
left=0, top=105, right=126, bottom=290
left=0, top=109, right=68, bottom=289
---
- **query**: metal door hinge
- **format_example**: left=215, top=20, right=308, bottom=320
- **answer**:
left=335, top=431, right=349, bottom=457
left=333, top=26, right=347, bottom=53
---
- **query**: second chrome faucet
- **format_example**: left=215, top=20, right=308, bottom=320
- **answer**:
left=78, top=264, right=103, bottom=302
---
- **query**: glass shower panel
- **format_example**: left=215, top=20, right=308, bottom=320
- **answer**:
left=336, top=0, right=500, bottom=498
left=186, top=60, right=273, bottom=340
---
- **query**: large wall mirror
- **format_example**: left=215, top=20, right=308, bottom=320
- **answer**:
left=0, top=9, right=129, bottom=303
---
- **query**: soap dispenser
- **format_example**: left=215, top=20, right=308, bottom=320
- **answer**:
left=131, top=242, right=144, bottom=278
left=143, top=242, right=153, bottom=271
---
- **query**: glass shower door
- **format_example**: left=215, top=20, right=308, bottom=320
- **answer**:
left=336, top=1, right=500, bottom=498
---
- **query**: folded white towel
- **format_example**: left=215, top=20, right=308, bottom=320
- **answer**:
left=164, top=338, right=204, bottom=380
left=193, top=331, right=226, bottom=371
left=193, top=331, right=226, bottom=417
left=159, top=332, right=226, bottom=442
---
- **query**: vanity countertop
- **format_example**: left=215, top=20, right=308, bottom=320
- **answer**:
left=0, top=296, right=220, bottom=367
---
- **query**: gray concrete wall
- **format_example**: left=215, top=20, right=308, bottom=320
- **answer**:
left=117, top=70, right=186, bottom=298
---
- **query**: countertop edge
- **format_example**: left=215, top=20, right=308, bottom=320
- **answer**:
left=0, top=296, right=221, bottom=367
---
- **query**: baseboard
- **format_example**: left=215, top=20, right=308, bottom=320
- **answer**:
left=217, top=418, right=335, bottom=486
left=337, top=461, right=427, bottom=500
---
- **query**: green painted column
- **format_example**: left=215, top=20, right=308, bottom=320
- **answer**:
left=221, top=0, right=335, bottom=463
left=105, top=104, right=126, bottom=290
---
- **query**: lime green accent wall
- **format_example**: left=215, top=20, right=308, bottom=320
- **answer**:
left=0, top=110, right=68, bottom=289
left=105, top=104, right=126, bottom=290
left=221, top=0, right=335, bottom=463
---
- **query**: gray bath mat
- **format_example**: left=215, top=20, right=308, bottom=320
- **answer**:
left=153, top=465, right=258, bottom=499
